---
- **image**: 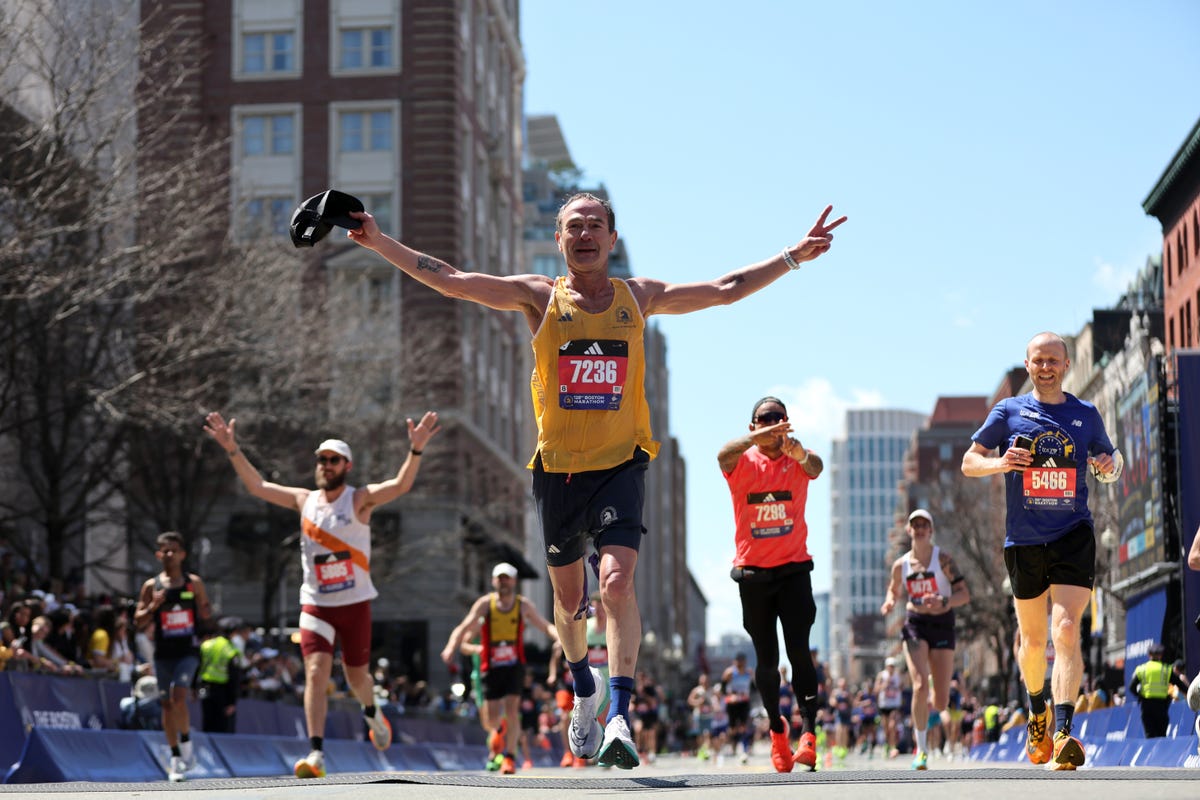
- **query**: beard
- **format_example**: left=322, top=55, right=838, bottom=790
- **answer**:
left=315, top=469, right=346, bottom=491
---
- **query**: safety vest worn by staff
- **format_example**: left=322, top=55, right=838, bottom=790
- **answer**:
left=199, top=635, right=240, bottom=684
left=1133, top=659, right=1172, bottom=700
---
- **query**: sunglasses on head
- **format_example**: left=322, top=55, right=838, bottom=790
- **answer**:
left=317, top=454, right=344, bottom=466
left=754, top=411, right=787, bottom=424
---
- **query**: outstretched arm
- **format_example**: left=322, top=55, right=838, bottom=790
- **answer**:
left=717, top=421, right=793, bottom=473
left=203, top=412, right=309, bottom=512
left=633, top=205, right=846, bottom=317
left=356, top=411, right=442, bottom=518
left=441, top=596, right=488, bottom=665
left=521, top=598, right=560, bottom=645
left=347, top=211, right=551, bottom=321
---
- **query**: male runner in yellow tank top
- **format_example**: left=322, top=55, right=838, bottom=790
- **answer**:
left=348, top=193, right=846, bottom=769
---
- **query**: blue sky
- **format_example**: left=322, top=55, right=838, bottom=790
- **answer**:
left=520, top=0, right=1200, bottom=643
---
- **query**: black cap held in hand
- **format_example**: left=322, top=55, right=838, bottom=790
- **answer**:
left=289, top=189, right=365, bottom=248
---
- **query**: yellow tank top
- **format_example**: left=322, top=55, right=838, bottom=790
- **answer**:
left=528, top=277, right=659, bottom=472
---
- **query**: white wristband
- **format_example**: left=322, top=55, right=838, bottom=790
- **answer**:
left=781, top=248, right=801, bottom=270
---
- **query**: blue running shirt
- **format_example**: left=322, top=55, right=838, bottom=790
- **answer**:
left=971, top=393, right=1115, bottom=547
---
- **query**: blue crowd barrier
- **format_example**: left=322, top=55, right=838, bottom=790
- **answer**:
left=0, top=675, right=25, bottom=776
left=0, top=671, right=492, bottom=783
left=377, top=742, right=440, bottom=771
left=3, top=727, right=484, bottom=783
left=972, top=701, right=1199, bottom=768
left=137, top=730, right=234, bottom=780
left=5, top=729, right=163, bottom=783
left=209, top=733, right=295, bottom=777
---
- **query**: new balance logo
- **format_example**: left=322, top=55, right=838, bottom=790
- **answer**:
left=558, top=312, right=573, bottom=322
left=584, top=342, right=604, bottom=356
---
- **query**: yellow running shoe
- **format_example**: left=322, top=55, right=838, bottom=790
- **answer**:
left=1051, top=731, right=1084, bottom=770
left=1025, top=710, right=1052, bottom=765
left=294, top=750, right=326, bottom=779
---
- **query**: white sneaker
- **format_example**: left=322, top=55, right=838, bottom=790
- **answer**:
left=365, top=709, right=392, bottom=750
left=596, top=715, right=640, bottom=769
left=179, top=739, right=194, bottom=770
left=568, top=668, right=604, bottom=759
left=167, top=756, right=186, bottom=783
left=294, top=749, right=326, bottom=779
left=1188, top=672, right=1200, bottom=712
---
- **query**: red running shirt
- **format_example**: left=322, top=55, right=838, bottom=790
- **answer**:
left=723, top=447, right=813, bottom=569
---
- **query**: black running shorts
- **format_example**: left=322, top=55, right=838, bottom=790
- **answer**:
left=531, top=448, right=649, bottom=567
left=1003, top=522, right=1095, bottom=599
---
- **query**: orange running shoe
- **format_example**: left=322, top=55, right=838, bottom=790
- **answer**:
left=489, top=718, right=508, bottom=756
left=1025, top=710, right=1052, bottom=765
left=794, top=731, right=817, bottom=771
left=1051, top=731, right=1084, bottom=770
left=770, top=717, right=795, bottom=773
left=499, top=755, right=516, bottom=775
left=572, top=755, right=587, bottom=768
left=559, top=750, right=574, bottom=768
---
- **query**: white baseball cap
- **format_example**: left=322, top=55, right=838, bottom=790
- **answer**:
left=885, top=656, right=897, bottom=667
left=314, top=439, right=352, bottom=461
left=492, top=562, right=518, bottom=579
left=908, top=509, right=933, bottom=524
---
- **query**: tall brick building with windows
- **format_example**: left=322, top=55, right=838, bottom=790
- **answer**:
left=143, top=0, right=539, bottom=685
left=1144, top=116, right=1200, bottom=365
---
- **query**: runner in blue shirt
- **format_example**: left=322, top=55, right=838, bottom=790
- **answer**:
left=962, top=331, right=1121, bottom=771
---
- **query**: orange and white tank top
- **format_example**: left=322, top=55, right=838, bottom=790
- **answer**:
left=299, top=487, right=377, bottom=607
left=528, top=277, right=659, bottom=473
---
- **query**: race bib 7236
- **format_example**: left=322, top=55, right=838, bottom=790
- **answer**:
left=557, top=339, right=628, bottom=410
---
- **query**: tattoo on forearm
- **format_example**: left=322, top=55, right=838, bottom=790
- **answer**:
left=417, top=255, right=443, bottom=274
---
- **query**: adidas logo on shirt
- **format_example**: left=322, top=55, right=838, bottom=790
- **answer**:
left=584, top=342, right=604, bottom=356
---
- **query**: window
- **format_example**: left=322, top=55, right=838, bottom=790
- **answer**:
left=340, top=28, right=393, bottom=68
left=245, top=196, right=292, bottom=237
left=338, top=111, right=393, bottom=152
left=533, top=254, right=560, bottom=276
left=331, top=1, right=400, bottom=76
left=243, top=31, right=296, bottom=73
left=241, top=114, right=294, bottom=157
left=360, top=192, right=394, bottom=234
left=233, top=1, right=302, bottom=80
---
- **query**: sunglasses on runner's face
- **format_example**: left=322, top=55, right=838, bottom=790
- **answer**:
left=754, top=411, right=787, bottom=425
left=317, top=455, right=344, bottom=466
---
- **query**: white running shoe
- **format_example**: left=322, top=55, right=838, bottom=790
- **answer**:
left=596, top=715, right=639, bottom=770
left=1188, top=672, right=1200, bottom=712
left=167, top=756, right=186, bottom=783
left=365, top=710, right=392, bottom=750
left=294, top=749, right=326, bottom=779
left=568, top=668, right=604, bottom=759
left=179, top=739, right=195, bottom=770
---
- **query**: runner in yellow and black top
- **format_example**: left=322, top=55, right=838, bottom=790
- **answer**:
left=349, top=192, right=846, bottom=771
left=442, top=562, right=559, bottom=774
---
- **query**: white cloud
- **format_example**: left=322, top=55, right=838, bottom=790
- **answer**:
left=763, top=377, right=887, bottom=445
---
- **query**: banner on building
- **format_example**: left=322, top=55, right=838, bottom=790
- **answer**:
left=1123, top=585, right=1168, bottom=687
left=1175, top=350, right=1200, bottom=677
left=1114, top=356, right=1165, bottom=581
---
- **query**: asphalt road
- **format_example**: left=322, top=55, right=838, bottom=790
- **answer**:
left=2, top=744, right=1196, bottom=798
